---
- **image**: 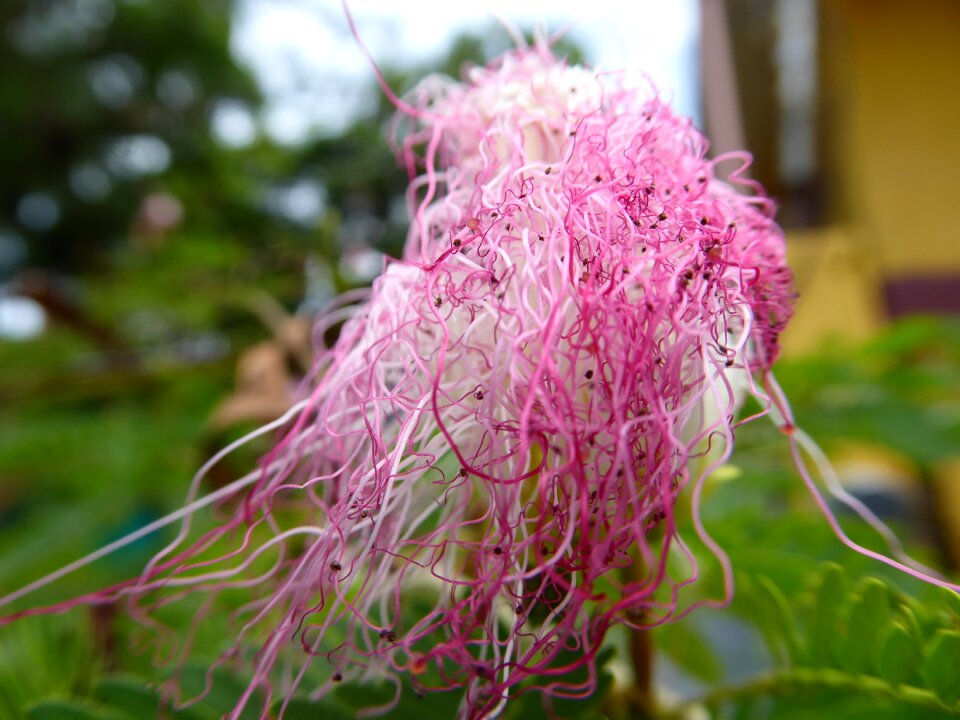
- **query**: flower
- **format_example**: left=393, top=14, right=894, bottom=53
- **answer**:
left=1, top=45, right=796, bottom=719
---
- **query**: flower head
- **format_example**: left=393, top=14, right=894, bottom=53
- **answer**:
left=1, top=45, right=796, bottom=719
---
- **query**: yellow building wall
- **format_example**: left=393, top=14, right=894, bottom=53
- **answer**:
left=827, top=0, right=960, bottom=273
left=781, top=0, right=960, bottom=356
left=780, top=227, right=883, bottom=356
left=778, top=2, right=960, bottom=554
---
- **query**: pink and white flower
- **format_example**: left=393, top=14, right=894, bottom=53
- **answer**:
left=2, top=46, right=797, bottom=719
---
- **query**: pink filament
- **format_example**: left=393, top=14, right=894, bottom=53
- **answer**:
left=2, top=46, right=801, bottom=718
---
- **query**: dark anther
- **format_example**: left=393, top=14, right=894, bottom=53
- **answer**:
left=595, top=175, right=602, bottom=182
left=459, top=467, right=469, bottom=478
left=683, top=184, right=690, bottom=192
left=434, top=296, right=443, bottom=308
left=545, top=166, right=552, bottom=175
left=658, top=212, right=668, bottom=222
left=677, top=234, right=685, bottom=242
left=728, top=222, right=736, bottom=229
left=516, top=603, right=524, bottom=613
left=380, top=629, right=398, bottom=642
left=700, top=216, right=709, bottom=226
left=332, top=673, right=343, bottom=683
left=453, top=237, right=461, bottom=247
left=538, top=233, right=545, bottom=241
left=330, top=561, right=342, bottom=572
left=493, top=546, right=503, bottom=555
left=697, top=176, right=707, bottom=184
left=683, top=270, right=694, bottom=281
left=474, top=389, right=484, bottom=400
left=725, top=358, right=735, bottom=367
left=584, top=369, right=594, bottom=379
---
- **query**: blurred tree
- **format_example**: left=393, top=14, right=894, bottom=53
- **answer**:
left=0, top=0, right=272, bottom=273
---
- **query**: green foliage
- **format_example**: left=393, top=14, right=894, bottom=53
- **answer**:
left=660, top=566, right=960, bottom=719
left=654, top=318, right=960, bottom=719
left=92, top=676, right=162, bottom=718
left=25, top=699, right=128, bottom=720
left=0, top=615, right=100, bottom=718
left=808, top=563, right=847, bottom=666
left=876, top=622, right=922, bottom=686
left=0, top=0, right=266, bottom=271
left=922, top=631, right=960, bottom=706
left=839, top=577, right=892, bottom=673
left=656, top=615, right=723, bottom=682
left=772, top=318, right=960, bottom=464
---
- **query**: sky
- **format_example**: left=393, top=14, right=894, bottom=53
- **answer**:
left=230, top=0, right=701, bottom=145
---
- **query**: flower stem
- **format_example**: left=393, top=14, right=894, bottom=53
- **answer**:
left=629, top=627, right=655, bottom=718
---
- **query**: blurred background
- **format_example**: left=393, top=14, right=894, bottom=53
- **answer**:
left=0, top=1, right=958, bottom=718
